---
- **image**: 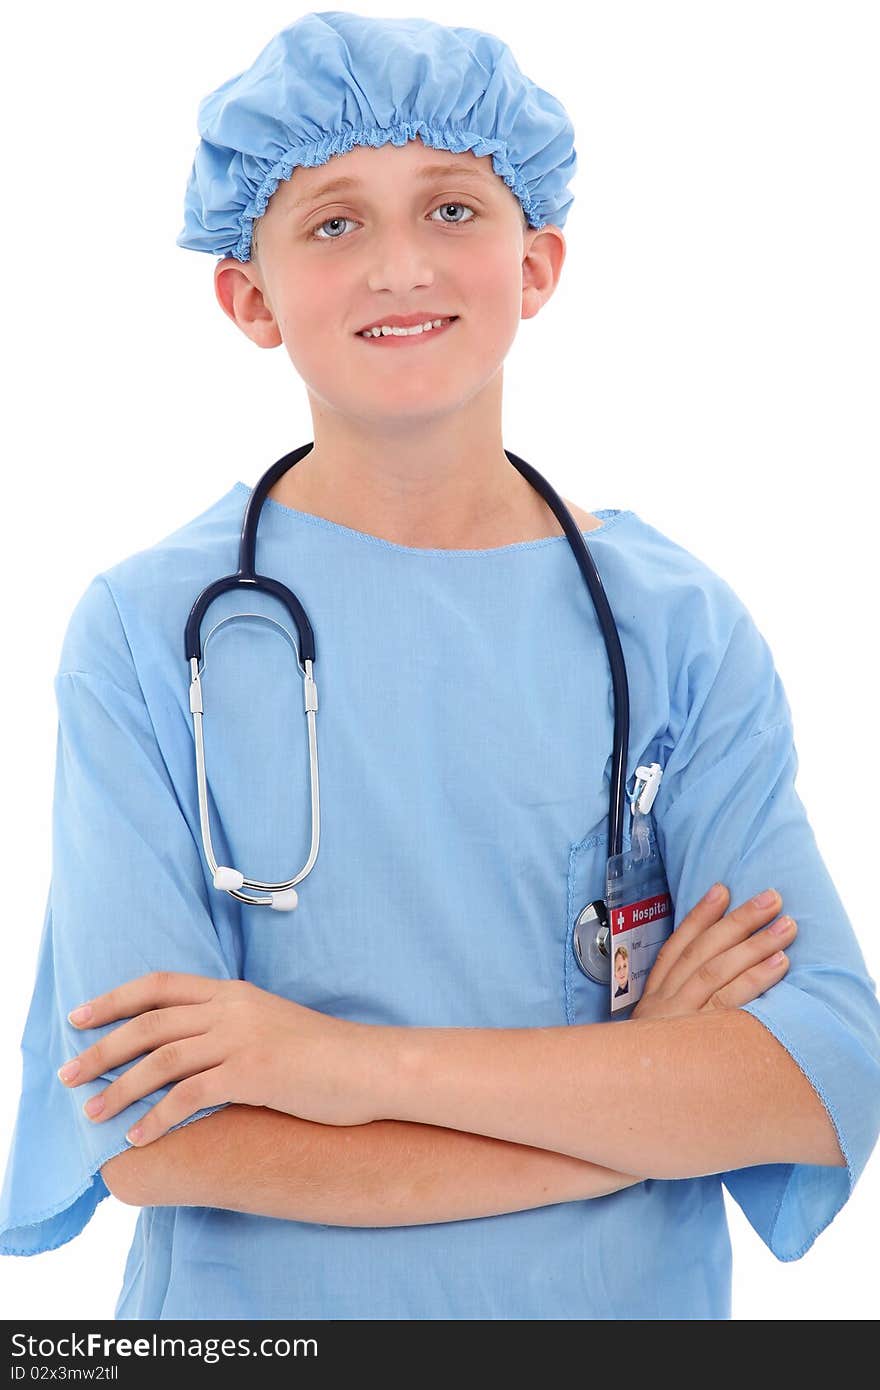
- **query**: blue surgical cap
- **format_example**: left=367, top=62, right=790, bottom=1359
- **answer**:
left=176, top=10, right=577, bottom=262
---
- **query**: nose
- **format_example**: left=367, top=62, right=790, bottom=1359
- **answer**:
left=365, top=222, right=436, bottom=295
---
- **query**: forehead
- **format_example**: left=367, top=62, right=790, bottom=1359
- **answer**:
left=280, top=140, right=502, bottom=209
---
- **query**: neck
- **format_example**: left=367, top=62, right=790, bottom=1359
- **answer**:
left=267, top=393, right=559, bottom=549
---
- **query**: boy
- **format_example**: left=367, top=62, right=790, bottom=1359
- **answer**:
left=1, top=12, right=878, bottom=1320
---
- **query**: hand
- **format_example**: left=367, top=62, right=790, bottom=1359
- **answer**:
left=57, top=972, right=387, bottom=1146
left=631, top=885, right=797, bottom=1021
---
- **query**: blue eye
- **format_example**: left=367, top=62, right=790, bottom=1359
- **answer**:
left=311, top=201, right=477, bottom=241
left=312, top=216, right=356, bottom=241
left=430, top=202, right=476, bottom=226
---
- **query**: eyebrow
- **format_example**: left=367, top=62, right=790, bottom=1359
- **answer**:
left=287, top=162, right=494, bottom=212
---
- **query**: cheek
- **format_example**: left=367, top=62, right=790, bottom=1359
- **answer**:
left=276, top=296, right=340, bottom=373
left=464, top=250, right=522, bottom=313
left=278, top=330, right=323, bottom=380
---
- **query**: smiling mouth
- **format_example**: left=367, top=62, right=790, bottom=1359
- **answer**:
left=355, top=316, right=460, bottom=345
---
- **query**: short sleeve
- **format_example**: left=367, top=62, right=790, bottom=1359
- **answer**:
left=0, top=577, right=234, bottom=1256
left=652, top=594, right=880, bottom=1261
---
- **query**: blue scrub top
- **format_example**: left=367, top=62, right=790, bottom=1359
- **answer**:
left=2, top=480, right=879, bottom=1320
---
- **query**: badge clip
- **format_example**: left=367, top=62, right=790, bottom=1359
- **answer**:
left=630, top=762, right=663, bottom=817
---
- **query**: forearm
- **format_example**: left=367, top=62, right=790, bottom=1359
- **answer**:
left=379, top=1009, right=846, bottom=1176
left=112, top=1104, right=643, bottom=1225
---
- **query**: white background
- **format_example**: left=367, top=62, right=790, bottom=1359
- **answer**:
left=1, top=0, right=877, bottom=1320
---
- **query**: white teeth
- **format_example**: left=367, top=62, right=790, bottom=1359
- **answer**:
left=360, top=317, right=453, bottom=339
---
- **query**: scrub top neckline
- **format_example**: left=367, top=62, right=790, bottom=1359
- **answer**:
left=232, top=481, right=636, bottom=558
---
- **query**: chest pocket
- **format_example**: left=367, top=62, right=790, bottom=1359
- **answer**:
left=565, top=827, right=634, bottom=1026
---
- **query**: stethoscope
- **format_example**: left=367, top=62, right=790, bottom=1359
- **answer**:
left=185, top=441, right=631, bottom=985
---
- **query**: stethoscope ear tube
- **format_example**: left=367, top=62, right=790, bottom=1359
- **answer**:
left=188, top=647, right=321, bottom=909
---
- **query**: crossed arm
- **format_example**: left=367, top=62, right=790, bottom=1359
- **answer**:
left=104, top=1104, right=639, bottom=1225
left=104, top=1006, right=843, bottom=1223
left=98, top=886, right=844, bottom=1220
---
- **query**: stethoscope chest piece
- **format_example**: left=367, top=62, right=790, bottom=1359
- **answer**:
left=573, top=898, right=611, bottom=984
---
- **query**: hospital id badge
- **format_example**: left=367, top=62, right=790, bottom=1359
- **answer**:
left=605, top=764, right=674, bottom=1014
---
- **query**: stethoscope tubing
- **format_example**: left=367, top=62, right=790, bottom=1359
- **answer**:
left=502, top=448, right=630, bottom=860
left=185, top=442, right=630, bottom=907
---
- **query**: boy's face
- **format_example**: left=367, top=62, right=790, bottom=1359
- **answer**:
left=215, top=136, right=564, bottom=427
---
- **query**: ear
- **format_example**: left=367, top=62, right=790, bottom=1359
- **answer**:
left=213, top=257, right=283, bottom=349
left=521, top=225, right=566, bottom=322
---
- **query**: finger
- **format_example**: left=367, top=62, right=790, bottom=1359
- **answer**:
left=705, top=947, right=792, bottom=1010
left=659, top=888, right=784, bottom=996
left=78, top=1036, right=224, bottom=1130
left=677, top=916, right=797, bottom=1011
left=57, top=1002, right=214, bottom=1091
left=125, top=1064, right=229, bottom=1147
left=66, top=971, right=220, bottom=1030
left=640, top=883, right=730, bottom=995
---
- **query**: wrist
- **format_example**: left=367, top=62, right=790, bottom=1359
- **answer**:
left=358, top=1022, right=417, bottom=1122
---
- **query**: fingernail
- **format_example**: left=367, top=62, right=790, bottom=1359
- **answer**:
left=706, top=883, right=725, bottom=903
left=754, top=889, right=779, bottom=908
left=771, top=916, right=794, bottom=934
left=57, top=1060, right=80, bottom=1083
left=126, top=1125, right=143, bottom=1145
left=68, top=1004, right=93, bottom=1025
left=84, top=1094, right=105, bottom=1118
left=768, top=950, right=786, bottom=965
